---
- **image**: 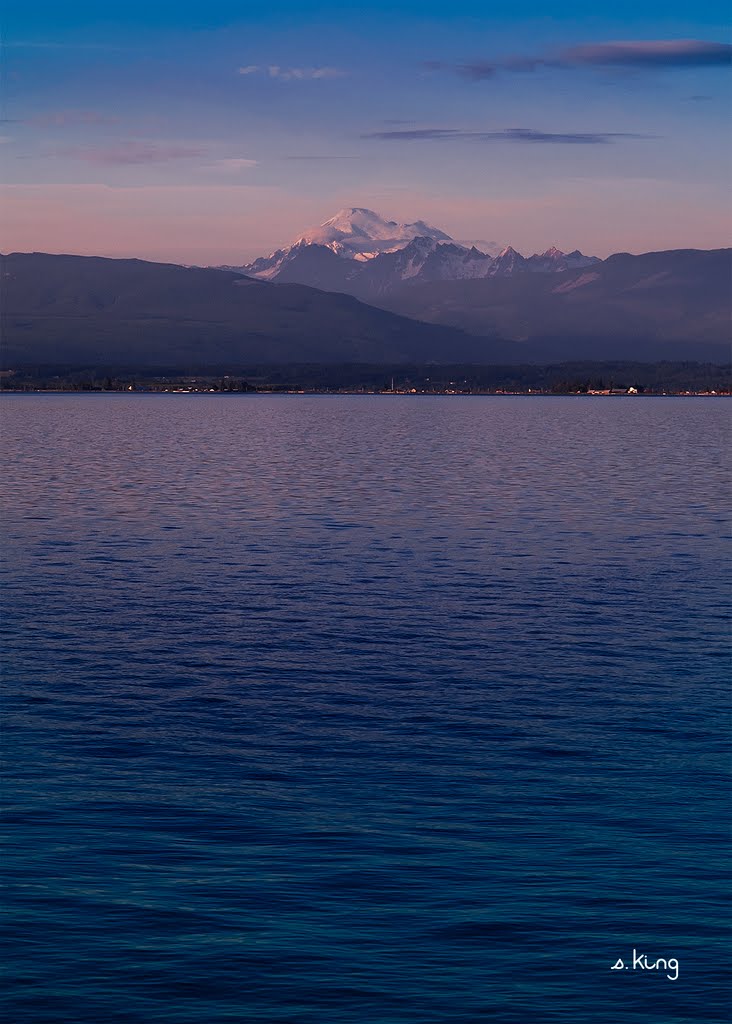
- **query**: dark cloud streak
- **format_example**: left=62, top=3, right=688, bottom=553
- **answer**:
left=363, top=127, right=651, bottom=145
left=563, top=40, right=732, bottom=67
left=434, top=39, right=732, bottom=81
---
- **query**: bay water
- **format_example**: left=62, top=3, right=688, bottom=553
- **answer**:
left=1, top=395, right=729, bottom=1023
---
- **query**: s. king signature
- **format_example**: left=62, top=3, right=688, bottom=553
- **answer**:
left=611, top=949, right=679, bottom=981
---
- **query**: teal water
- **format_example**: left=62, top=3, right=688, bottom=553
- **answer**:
left=1, top=395, right=729, bottom=1023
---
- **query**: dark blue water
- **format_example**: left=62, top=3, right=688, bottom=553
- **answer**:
left=1, top=395, right=729, bottom=1023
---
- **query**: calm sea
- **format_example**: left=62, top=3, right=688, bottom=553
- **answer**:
left=1, top=395, right=729, bottom=1024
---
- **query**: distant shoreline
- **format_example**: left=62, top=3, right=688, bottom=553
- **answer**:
left=2, top=388, right=729, bottom=398
left=2, top=359, right=729, bottom=397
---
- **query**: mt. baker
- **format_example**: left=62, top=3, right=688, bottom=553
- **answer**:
left=217, top=208, right=731, bottom=361
left=288, top=207, right=453, bottom=259
left=221, top=207, right=600, bottom=298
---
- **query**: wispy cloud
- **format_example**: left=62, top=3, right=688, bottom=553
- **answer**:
left=28, top=109, right=120, bottom=127
left=428, top=39, right=732, bottom=80
left=56, top=142, right=206, bottom=165
left=237, top=65, right=345, bottom=81
left=51, top=143, right=258, bottom=171
left=1, top=111, right=118, bottom=129
left=205, top=157, right=258, bottom=173
left=269, top=65, right=344, bottom=80
left=282, top=155, right=362, bottom=161
left=18, top=109, right=120, bottom=128
left=4, top=41, right=126, bottom=51
left=363, top=127, right=651, bottom=145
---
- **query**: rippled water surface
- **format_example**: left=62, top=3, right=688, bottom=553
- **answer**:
left=1, top=395, right=730, bottom=1023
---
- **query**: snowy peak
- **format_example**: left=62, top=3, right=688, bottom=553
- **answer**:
left=489, top=247, right=526, bottom=276
left=526, top=247, right=601, bottom=273
left=564, top=249, right=601, bottom=268
left=232, top=209, right=601, bottom=290
left=366, top=237, right=497, bottom=286
left=293, top=207, right=452, bottom=257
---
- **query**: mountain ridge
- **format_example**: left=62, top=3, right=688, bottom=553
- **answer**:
left=212, top=209, right=730, bottom=362
left=3, top=239, right=729, bottom=369
left=0, top=251, right=517, bottom=369
left=375, top=246, right=731, bottom=361
left=223, top=208, right=601, bottom=290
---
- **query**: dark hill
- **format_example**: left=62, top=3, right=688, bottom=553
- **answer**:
left=0, top=253, right=515, bottom=370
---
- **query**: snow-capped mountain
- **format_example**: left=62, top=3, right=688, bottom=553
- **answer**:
left=222, top=208, right=600, bottom=295
left=525, top=246, right=601, bottom=273
left=294, top=207, right=452, bottom=257
left=362, top=238, right=496, bottom=289
left=488, top=246, right=526, bottom=277
left=240, top=208, right=452, bottom=280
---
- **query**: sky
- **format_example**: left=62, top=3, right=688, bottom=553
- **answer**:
left=1, top=1, right=730, bottom=262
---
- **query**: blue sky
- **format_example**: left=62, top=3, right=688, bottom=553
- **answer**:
left=2, top=1, right=730, bottom=261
